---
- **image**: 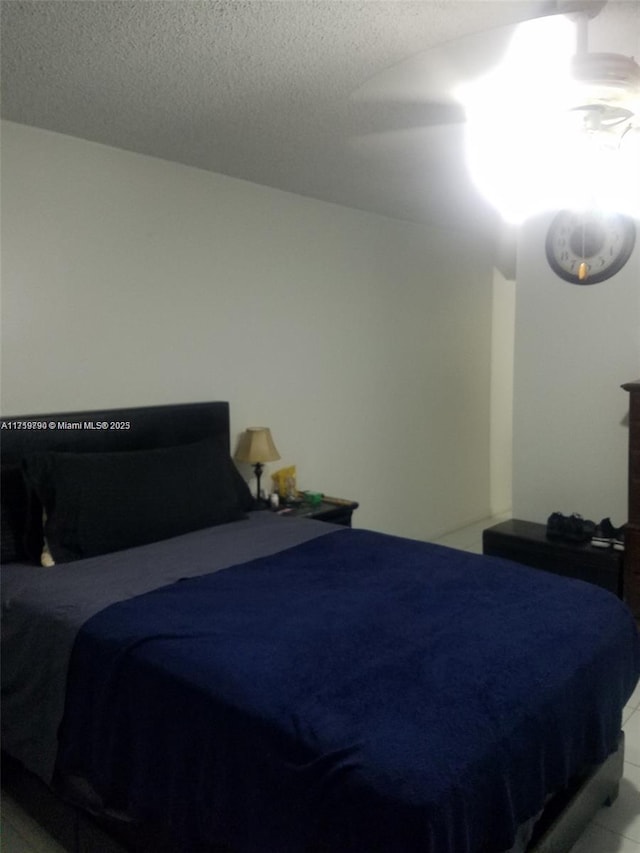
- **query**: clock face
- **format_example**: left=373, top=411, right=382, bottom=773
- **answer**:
left=545, top=210, right=636, bottom=285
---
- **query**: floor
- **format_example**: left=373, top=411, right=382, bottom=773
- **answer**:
left=2, top=514, right=640, bottom=853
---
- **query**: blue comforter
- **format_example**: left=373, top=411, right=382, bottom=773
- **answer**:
left=56, top=529, right=640, bottom=853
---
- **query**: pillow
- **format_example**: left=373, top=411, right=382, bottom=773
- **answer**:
left=207, top=435, right=254, bottom=511
left=22, top=438, right=247, bottom=563
left=40, top=510, right=55, bottom=567
left=1, top=465, right=29, bottom=563
left=229, top=461, right=256, bottom=512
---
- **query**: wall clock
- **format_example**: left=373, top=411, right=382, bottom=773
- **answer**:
left=545, top=209, right=636, bottom=285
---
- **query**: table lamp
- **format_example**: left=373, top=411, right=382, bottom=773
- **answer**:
left=234, top=427, right=281, bottom=503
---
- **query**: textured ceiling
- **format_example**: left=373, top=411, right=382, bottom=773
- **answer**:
left=2, top=1, right=638, bottom=232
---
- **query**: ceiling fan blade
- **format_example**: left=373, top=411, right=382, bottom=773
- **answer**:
left=353, top=100, right=466, bottom=138
left=352, top=24, right=516, bottom=106
left=351, top=2, right=604, bottom=110
left=349, top=21, right=536, bottom=147
left=350, top=123, right=465, bottom=162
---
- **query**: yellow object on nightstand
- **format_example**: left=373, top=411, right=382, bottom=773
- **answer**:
left=272, top=466, right=297, bottom=500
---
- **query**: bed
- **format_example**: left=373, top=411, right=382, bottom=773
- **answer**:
left=1, top=401, right=639, bottom=853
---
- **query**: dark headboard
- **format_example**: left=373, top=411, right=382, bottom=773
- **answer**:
left=0, top=402, right=232, bottom=563
left=0, top=402, right=231, bottom=466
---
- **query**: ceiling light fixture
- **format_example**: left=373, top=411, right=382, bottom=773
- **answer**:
left=457, top=13, right=640, bottom=223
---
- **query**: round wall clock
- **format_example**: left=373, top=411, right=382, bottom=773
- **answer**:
left=545, top=209, right=636, bottom=285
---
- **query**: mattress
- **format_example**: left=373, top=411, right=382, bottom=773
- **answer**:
left=2, top=513, right=639, bottom=853
left=1, top=512, right=332, bottom=783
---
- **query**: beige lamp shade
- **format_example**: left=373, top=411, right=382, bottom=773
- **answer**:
left=234, top=427, right=281, bottom=464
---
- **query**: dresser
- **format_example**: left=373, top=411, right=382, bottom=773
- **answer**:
left=622, top=381, right=640, bottom=618
left=483, top=519, right=623, bottom=597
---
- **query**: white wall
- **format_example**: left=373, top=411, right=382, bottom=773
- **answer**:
left=490, top=267, right=515, bottom=516
left=1, top=121, right=496, bottom=541
left=512, top=211, right=640, bottom=526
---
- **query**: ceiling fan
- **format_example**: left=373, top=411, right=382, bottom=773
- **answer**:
left=352, top=1, right=640, bottom=221
left=567, top=5, right=640, bottom=144
left=354, top=1, right=639, bottom=142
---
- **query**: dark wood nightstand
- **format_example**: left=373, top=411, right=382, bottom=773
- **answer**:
left=276, top=496, right=359, bottom=527
left=483, top=518, right=624, bottom=597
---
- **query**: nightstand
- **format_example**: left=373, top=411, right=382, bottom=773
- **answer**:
left=483, top=519, right=624, bottom=597
left=277, top=496, right=359, bottom=527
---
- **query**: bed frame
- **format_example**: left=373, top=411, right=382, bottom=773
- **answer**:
left=0, top=400, right=232, bottom=466
left=0, top=402, right=626, bottom=853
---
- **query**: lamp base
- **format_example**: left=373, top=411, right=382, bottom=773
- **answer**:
left=253, top=461, right=265, bottom=503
